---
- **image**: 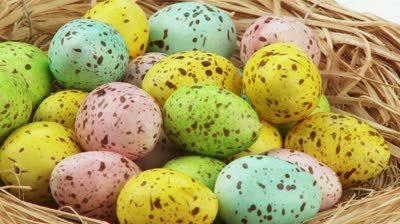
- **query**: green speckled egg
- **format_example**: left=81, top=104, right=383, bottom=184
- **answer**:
left=48, top=19, right=129, bottom=91
left=0, top=41, right=52, bottom=107
left=148, top=2, right=236, bottom=58
left=163, top=85, right=261, bottom=158
left=33, top=90, right=88, bottom=129
left=164, top=156, right=225, bottom=189
left=215, top=156, right=321, bottom=224
left=243, top=43, right=322, bottom=124
left=0, top=72, right=32, bottom=142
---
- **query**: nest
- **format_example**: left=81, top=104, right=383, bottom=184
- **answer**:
left=1, top=0, right=400, bottom=223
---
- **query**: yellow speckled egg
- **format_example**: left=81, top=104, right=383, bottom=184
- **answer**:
left=243, top=43, right=322, bottom=123
left=227, top=120, right=282, bottom=162
left=83, top=0, right=149, bottom=58
left=0, top=122, right=80, bottom=204
left=33, top=90, right=88, bottom=129
left=285, top=113, right=390, bottom=187
left=117, top=168, right=218, bottom=224
left=142, top=51, right=242, bottom=106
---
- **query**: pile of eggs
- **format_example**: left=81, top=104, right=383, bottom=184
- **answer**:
left=0, top=0, right=391, bottom=223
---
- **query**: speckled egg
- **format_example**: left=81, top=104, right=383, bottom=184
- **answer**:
left=163, top=85, right=261, bottom=158
left=285, top=112, right=391, bottom=186
left=243, top=43, right=322, bottom=124
left=121, top=52, right=166, bottom=86
left=33, top=90, right=88, bottom=129
left=164, top=156, right=226, bottom=189
left=50, top=151, right=141, bottom=222
left=84, top=0, right=149, bottom=58
left=0, top=72, right=32, bottom=142
left=268, top=149, right=342, bottom=211
left=48, top=19, right=129, bottom=91
left=0, top=41, right=52, bottom=107
left=227, top=120, right=282, bottom=162
left=75, top=82, right=162, bottom=160
left=240, top=15, right=321, bottom=65
left=148, top=2, right=236, bottom=58
left=215, top=156, right=321, bottom=224
left=142, top=51, right=242, bottom=106
left=117, top=168, right=218, bottom=224
left=0, top=122, right=80, bottom=204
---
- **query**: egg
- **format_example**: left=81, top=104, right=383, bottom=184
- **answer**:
left=243, top=43, right=322, bottom=124
left=285, top=112, right=391, bottom=186
left=163, top=85, right=261, bottom=158
left=83, top=0, right=149, bottom=58
left=215, top=156, right=321, bottom=224
left=240, top=15, right=321, bottom=65
left=50, top=151, right=141, bottom=222
left=117, top=168, right=218, bottom=224
left=0, top=72, right=32, bottom=142
left=33, top=90, right=88, bottom=129
left=142, top=51, right=242, bottom=106
left=148, top=2, right=236, bottom=58
left=268, top=149, right=342, bottom=211
left=48, top=19, right=128, bottom=91
left=164, top=156, right=226, bottom=189
left=0, top=122, right=80, bottom=204
left=0, top=41, right=52, bottom=107
left=227, top=120, right=282, bottom=162
left=121, top=52, right=166, bottom=87
left=75, top=82, right=162, bottom=160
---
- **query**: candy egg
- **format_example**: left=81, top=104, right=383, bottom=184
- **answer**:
left=117, top=168, right=218, bottom=224
left=268, top=149, right=342, bottom=211
left=33, top=90, right=88, bottom=129
left=48, top=19, right=128, bottom=91
left=148, top=2, right=236, bottom=58
left=240, top=15, right=321, bottom=65
left=75, top=82, right=162, bottom=160
left=50, top=151, right=141, bottom=222
left=215, top=156, right=321, bottom=224
left=0, top=122, right=80, bottom=204
left=163, top=85, right=261, bottom=158
left=0, top=41, right=52, bottom=107
left=121, top=52, right=166, bottom=87
left=243, top=43, right=322, bottom=124
left=83, top=0, right=149, bottom=58
left=285, top=113, right=391, bottom=186
left=142, top=51, right=242, bottom=106
left=0, top=72, right=32, bottom=142
left=164, top=156, right=226, bottom=189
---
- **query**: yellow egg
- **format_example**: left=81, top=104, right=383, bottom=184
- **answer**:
left=285, top=112, right=390, bottom=187
left=117, top=168, right=218, bottom=224
left=83, top=0, right=149, bottom=58
left=0, top=122, right=80, bottom=204
left=142, top=51, right=242, bottom=106
left=227, top=120, right=282, bottom=162
left=243, top=43, right=322, bottom=124
left=33, top=90, right=88, bottom=129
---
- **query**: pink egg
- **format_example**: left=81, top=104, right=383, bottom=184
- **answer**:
left=240, top=15, right=321, bottom=65
left=268, top=149, right=342, bottom=211
left=50, top=151, right=141, bottom=222
left=121, top=52, right=166, bottom=87
left=75, top=82, right=162, bottom=160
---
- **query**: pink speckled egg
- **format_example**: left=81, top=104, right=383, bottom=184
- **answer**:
left=50, top=151, right=141, bottom=222
left=240, top=15, right=321, bottom=65
left=121, top=52, right=166, bottom=87
left=75, top=82, right=162, bottom=160
left=268, top=149, right=342, bottom=211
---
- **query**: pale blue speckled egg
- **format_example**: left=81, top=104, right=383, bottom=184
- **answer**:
left=48, top=19, right=129, bottom=91
left=214, top=155, right=321, bottom=224
left=148, top=2, right=236, bottom=58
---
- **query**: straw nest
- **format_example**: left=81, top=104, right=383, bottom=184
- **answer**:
left=1, top=0, right=400, bottom=223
